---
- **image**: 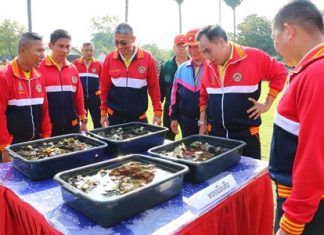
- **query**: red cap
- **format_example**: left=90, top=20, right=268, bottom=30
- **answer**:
left=185, top=28, right=200, bottom=46
left=174, top=34, right=186, bottom=45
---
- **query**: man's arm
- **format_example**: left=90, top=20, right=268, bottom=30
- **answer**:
left=0, top=75, right=12, bottom=154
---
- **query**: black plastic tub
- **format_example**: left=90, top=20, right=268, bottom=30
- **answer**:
left=89, top=122, right=168, bottom=155
left=6, top=134, right=108, bottom=181
left=148, top=135, right=246, bottom=183
left=54, top=154, right=189, bottom=227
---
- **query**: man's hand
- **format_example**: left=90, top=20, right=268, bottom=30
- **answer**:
left=170, top=120, right=179, bottom=134
left=199, top=124, right=208, bottom=135
left=276, top=228, right=288, bottom=235
left=100, top=116, right=109, bottom=127
left=247, top=97, right=271, bottom=120
left=80, top=121, right=88, bottom=133
left=1, top=149, right=11, bottom=163
left=153, top=116, right=161, bottom=126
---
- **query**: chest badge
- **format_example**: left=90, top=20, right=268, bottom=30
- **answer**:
left=232, top=72, right=243, bottom=82
left=92, top=68, right=96, bottom=73
left=138, top=66, right=146, bottom=74
left=71, top=76, right=78, bottom=84
left=36, top=84, right=42, bottom=93
left=17, top=81, right=24, bottom=93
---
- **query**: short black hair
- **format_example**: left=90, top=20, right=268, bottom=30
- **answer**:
left=82, top=42, right=95, bottom=49
left=196, top=25, right=228, bottom=43
left=50, top=29, right=71, bottom=44
left=18, top=32, right=43, bottom=49
left=273, top=0, right=324, bottom=33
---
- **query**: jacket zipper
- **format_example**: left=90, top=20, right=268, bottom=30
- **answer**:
left=86, top=63, right=89, bottom=98
left=28, top=79, right=35, bottom=140
left=211, top=65, right=228, bottom=138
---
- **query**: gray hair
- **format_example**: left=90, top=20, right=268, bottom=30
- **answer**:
left=114, top=23, right=133, bottom=35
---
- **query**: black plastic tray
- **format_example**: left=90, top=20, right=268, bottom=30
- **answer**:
left=148, top=135, right=246, bottom=183
left=6, top=134, right=108, bottom=181
left=89, top=122, right=168, bottom=155
left=54, top=154, right=189, bottom=227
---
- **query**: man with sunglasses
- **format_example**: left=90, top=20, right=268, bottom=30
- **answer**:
left=100, top=23, right=162, bottom=126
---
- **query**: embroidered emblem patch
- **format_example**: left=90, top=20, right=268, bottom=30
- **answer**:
left=17, top=82, right=24, bottom=93
left=36, top=84, right=42, bottom=93
left=138, top=66, right=146, bottom=74
left=92, top=68, right=96, bottom=73
left=232, top=72, right=243, bottom=82
left=71, top=76, right=78, bottom=83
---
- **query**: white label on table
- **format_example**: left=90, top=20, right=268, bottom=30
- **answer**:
left=183, top=174, right=237, bottom=210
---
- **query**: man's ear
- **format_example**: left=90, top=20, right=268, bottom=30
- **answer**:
left=131, top=36, right=136, bottom=43
left=48, top=42, right=53, bottom=50
left=283, top=23, right=296, bottom=41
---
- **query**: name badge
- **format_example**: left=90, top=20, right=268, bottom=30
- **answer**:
left=183, top=174, right=237, bottom=210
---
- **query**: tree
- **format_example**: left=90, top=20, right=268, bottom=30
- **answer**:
left=174, top=0, right=184, bottom=34
left=237, top=14, right=276, bottom=56
left=224, top=0, right=243, bottom=42
left=90, top=15, right=119, bottom=53
left=0, top=19, right=26, bottom=59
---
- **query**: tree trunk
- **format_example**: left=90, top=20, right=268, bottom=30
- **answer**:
left=27, top=0, right=32, bottom=32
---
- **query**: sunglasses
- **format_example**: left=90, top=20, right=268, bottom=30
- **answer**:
left=115, top=40, right=128, bottom=46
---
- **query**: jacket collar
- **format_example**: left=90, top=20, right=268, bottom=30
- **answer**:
left=290, top=42, right=324, bottom=75
left=44, top=55, right=71, bottom=68
left=207, top=42, right=247, bottom=67
left=112, top=46, right=144, bottom=60
left=10, top=58, right=41, bottom=80
left=78, top=56, right=96, bottom=64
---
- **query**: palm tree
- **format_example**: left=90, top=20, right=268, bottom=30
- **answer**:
left=174, top=0, right=184, bottom=34
left=27, top=0, right=32, bottom=31
left=125, top=0, right=129, bottom=22
left=224, top=0, right=243, bottom=42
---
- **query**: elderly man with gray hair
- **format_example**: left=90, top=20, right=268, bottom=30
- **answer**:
left=100, top=23, right=162, bottom=126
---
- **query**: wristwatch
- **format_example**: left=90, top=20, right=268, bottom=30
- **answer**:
left=197, top=120, right=206, bottom=126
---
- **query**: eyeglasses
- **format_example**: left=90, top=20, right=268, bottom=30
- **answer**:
left=115, top=40, right=128, bottom=46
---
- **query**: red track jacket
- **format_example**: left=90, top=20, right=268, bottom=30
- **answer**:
left=0, top=59, right=51, bottom=150
left=200, top=43, right=287, bottom=139
left=100, top=47, right=162, bottom=118
left=73, top=57, right=102, bottom=98
left=38, top=56, right=86, bottom=130
left=269, top=43, right=324, bottom=235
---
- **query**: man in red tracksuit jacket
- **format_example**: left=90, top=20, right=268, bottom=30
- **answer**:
left=100, top=23, right=162, bottom=126
left=197, top=25, right=287, bottom=159
left=73, top=42, right=102, bottom=128
left=38, top=29, right=87, bottom=136
left=270, top=1, right=324, bottom=234
left=0, top=32, right=51, bottom=162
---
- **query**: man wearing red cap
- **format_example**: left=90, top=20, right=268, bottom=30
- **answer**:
left=169, top=29, right=206, bottom=137
left=159, top=34, right=188, bottom=140
left=197, top=25, right=287, bottom=159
